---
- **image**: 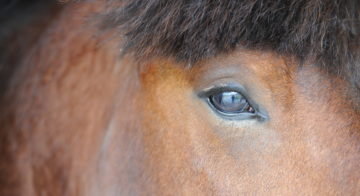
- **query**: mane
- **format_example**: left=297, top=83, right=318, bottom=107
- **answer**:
left=102, top=0, right=360, bottom=89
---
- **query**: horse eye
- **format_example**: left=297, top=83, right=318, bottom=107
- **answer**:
left=209, top=91, right=255, bottom=114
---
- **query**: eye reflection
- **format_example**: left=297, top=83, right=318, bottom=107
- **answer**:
left=209, top=91, right=255, bottom=114
left=197, top=84, right=268, bottom=121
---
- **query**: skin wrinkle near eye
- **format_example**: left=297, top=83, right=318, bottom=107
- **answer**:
left=187, top=51, right=285, bottom=170
left=193, top=65, right=251, bottom=88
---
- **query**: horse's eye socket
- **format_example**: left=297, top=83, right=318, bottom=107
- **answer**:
left=209, top=91, right=255, bottom=114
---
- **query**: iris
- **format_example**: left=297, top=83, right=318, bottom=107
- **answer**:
left=209, top=91, right=255, bottom=114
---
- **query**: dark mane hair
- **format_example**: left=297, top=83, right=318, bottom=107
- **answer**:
left=102, top=0, right=360, bottom=88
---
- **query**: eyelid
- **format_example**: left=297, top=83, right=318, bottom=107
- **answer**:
left=197, top=84, right=248, bottom=99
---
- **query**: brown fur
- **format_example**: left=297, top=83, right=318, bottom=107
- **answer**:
left=0, top=1, right=360, bottom=195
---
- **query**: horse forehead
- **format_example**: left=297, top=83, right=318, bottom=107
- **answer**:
left=141, top=49, right=359, bottom=118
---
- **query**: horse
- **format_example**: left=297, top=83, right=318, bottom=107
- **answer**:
left=0, top=0, right=359, bottom=195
